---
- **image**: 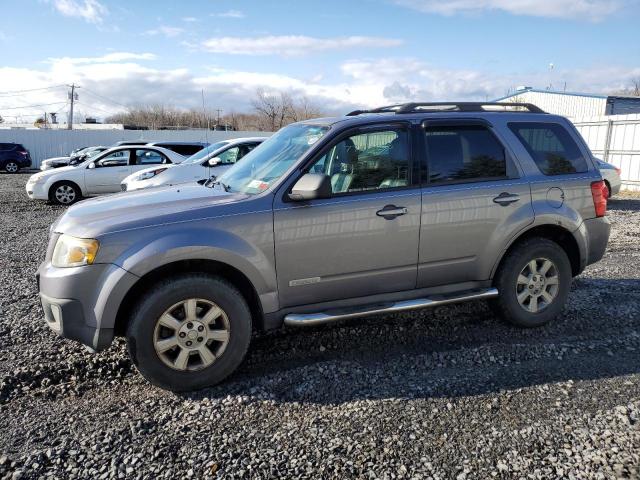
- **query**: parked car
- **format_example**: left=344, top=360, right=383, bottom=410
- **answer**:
left=121, top=137, right=266, bottom=192
left=26, top=145, right=185, bottom=204
left=112, top=141, right=149, bottom=146
left=146, top=142, right=210, bottom=157
left=40, top=146, right=108, bottom=170
left=37, top=102, right=610, bottom=391
left=0, top=143, right=32, bottom=173
left=595, top=158, right=621, bottom=198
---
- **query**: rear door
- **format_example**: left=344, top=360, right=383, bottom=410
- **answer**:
left=418, top=119, right=534, bottom=288
left=84, top=149, right=132, bottom=194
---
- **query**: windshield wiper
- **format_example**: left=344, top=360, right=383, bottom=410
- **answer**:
left=204, top=178, right=230, bottom=192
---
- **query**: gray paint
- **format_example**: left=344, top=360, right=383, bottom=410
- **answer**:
left=38, top=110, right=611, bottom=351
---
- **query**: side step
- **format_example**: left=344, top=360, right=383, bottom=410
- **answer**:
left=283, top=288, right=499, bottom=327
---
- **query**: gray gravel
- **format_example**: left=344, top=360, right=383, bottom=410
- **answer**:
left=0, top=172, right=639, bottom=479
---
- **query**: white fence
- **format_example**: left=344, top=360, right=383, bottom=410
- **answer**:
left=572, top=113, right=640, bottom=191
left=0, top=129, right=271, bottom=168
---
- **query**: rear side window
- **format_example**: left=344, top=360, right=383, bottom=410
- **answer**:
left=424, top=125, right=507, bottom=184
left=0, top=143, right=15, bottom=151
left=162, top=144, right=204, bottom=156
left=134, top=149, right=167, bottom=165
left=509, top=122, right=588, bottom=175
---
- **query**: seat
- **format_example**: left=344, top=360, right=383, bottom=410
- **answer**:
left=379, top=136, right=409, bottom=188
left=330, top=138, right=358, bottom=193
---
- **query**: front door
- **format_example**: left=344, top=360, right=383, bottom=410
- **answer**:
left=84, top=149, right=132, bottom=194
left=417, top=120, right=534, bottom=287
left=274, top=125, right=422, bottom=308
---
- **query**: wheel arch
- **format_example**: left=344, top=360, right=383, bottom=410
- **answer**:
left=114, top=259, right=264, bottom=337
left=491, top=224, right=583, bottom=280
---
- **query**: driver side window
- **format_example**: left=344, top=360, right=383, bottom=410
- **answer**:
left=308, top=129, right=410, bottom=194
left=217, top=146, right=240, bottom=164
left=97, top=150, right=130, bottom=167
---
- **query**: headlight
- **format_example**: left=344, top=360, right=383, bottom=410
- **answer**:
left=52, top=234, right=100, bottom=268
left=135, top=168, right=167, bottom=181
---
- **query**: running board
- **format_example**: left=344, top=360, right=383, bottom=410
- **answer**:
left=283, top=288, right=499, bottom=327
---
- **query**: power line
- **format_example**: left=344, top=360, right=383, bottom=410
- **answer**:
left=0, top=85, right=67, bottom=97
left=74, top=101, right=120, bottom=116
left=0, top=101, right=67, bottom=110
left=81, top=87, right=130, bottom=109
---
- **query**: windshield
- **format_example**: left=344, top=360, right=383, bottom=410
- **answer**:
left=181, top=141, right=230, bottom=164
left=216, top=124, right=329, bottom=195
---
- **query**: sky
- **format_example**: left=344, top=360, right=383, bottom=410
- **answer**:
left=0, top=0, right=639, bottom=123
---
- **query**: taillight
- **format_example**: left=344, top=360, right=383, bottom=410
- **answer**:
left=591, top=180, right=607, bottom=217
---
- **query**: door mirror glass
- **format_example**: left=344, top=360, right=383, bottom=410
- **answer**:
left=289, top=173, right=332, bottom=201
left=208, top=157, right=222, bottom=167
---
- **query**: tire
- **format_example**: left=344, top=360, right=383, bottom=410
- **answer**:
left=604, top=180, right=612, bottom=199
left=4, top=161, right=19, bottom=173
left=49, top=181, right=81, bottom=205
left=126, top=274, right=252, bottom=391
left=492, top=238, right=572, bottom=328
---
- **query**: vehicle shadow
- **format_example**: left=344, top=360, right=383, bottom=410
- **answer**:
left=182, top=277, right=640, bottom=405
left=608, top=195, right=640, bottom=212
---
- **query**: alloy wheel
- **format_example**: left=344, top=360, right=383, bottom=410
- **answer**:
left=55, top=185, right=77, bottom=204
left=515, top=258, right=560, bottom=313
left=153, top=298, right=230, bottom=371
left=5, top=162, right=18, bottom=173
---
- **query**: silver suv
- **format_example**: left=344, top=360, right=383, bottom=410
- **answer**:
left=37, top=102, right=611, bottom=391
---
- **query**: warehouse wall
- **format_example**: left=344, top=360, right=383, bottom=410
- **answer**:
left=500, top=91, right=608, bottom=118
left=0, top=129, right=271, bottom=168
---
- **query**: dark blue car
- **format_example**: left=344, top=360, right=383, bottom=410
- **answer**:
left=0, top=143, right=32, bottom=173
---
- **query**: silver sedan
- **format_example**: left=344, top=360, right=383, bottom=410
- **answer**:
left=595, top=158, right=622, bottom=198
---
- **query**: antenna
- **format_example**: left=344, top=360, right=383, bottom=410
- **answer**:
left=201, top=89, right=209, bottom=146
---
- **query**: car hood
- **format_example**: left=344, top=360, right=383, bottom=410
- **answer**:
left=30, top=164, right=78, bottom=181
left=42, top=156, right=69, bottom=164
left=53, top=183, right=251, bottom=238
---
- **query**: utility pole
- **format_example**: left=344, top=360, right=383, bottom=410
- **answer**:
left=67, top=83, right=79, bottom=130
left=215, top=108, right=223, bottom=129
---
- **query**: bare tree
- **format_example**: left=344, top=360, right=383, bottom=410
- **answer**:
left=0, top=115, right=4, bottom=124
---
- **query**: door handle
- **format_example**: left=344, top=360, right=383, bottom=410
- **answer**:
left=493, top=192, right=520, bottom=206
left=376, top=205, right=408, bottom=219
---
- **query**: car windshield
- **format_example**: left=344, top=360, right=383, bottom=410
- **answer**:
left=215, top=124, right=329, bottom=195
left=181, top=141, right=230, bottom=164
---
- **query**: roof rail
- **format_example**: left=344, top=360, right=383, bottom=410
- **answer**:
left=346, top=102, right=545, bottom=116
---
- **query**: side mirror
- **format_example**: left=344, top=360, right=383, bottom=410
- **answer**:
left=87, top=162, right=96, bottom=169
left=208, top=157, right=222, bottom=167
left=288, top=173, right=332, bottom=201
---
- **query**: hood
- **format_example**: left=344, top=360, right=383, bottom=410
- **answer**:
left=30, top=164, right=78, bottom=181
left=54, top=183, right=251, bottom=238
left=42, top=156, right=69, bottom=164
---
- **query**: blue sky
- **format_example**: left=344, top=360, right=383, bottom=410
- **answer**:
left=1, top=0, right=639, bottom=121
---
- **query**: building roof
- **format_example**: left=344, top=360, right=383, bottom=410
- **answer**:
left=495, top=87, right=640, bottom=102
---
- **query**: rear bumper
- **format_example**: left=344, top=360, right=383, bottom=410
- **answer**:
left=37, top=261, right=139, bottom=351
left=583, top=216, right=611, bottom=267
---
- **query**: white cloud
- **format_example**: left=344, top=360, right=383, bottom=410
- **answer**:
left=144, top=26, right=184, bottom=38
left=2, top=54, right=639, bottom=122
left=211, top=10, right=245, bottom=18
left=201, top=35, right=403, bottom=56
left=182, top=16, right=198, bottom=22
left=394, top=0, right=623, bottom=20
left=46, top=0, right=108, bottom=23
left=47, top=52, right=157, bottom=65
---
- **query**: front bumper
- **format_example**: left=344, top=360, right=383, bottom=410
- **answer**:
left=26, top=181, right=49, bottom=200
left=37, top=261, right=139, bottom=351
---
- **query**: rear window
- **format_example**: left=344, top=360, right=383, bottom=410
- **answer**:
left=509, top=122, right=588, bottom=175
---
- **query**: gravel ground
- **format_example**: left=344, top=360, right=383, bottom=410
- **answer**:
left=0, top=172, right=639, bottom=479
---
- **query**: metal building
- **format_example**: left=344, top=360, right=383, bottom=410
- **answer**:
left=496, top=87, right=640, bottom=118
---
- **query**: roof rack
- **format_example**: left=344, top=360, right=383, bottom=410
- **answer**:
left=346, top=102, right=545, bottom=116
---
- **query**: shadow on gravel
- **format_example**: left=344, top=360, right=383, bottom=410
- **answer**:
left=607, top=196, right=640, bottom=212
left=180, top=278, right=640, bottom=405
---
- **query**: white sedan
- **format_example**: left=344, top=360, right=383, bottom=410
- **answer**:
left=120, top=137, right=267, bottom=192
left=26, top=145, right=185, bottom=205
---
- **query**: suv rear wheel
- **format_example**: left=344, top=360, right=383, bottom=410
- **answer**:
left=126, top=274, right=252, bottom=391
left=493, top=238, right=572, bottom=328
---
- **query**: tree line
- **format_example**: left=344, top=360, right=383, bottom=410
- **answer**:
left=104, top=89, right=327, bottom=131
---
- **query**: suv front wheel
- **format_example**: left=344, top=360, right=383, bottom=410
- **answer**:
left=126, top=274, right=252, bottom=391
left=493, top=238, right=572, bottom=328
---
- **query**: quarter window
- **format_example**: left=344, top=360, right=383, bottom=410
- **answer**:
left=308, top=129, right=410, bottom=194
left=424, top=125, right=507, bottom=184
left=509, top=122, right=588, bottom=175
